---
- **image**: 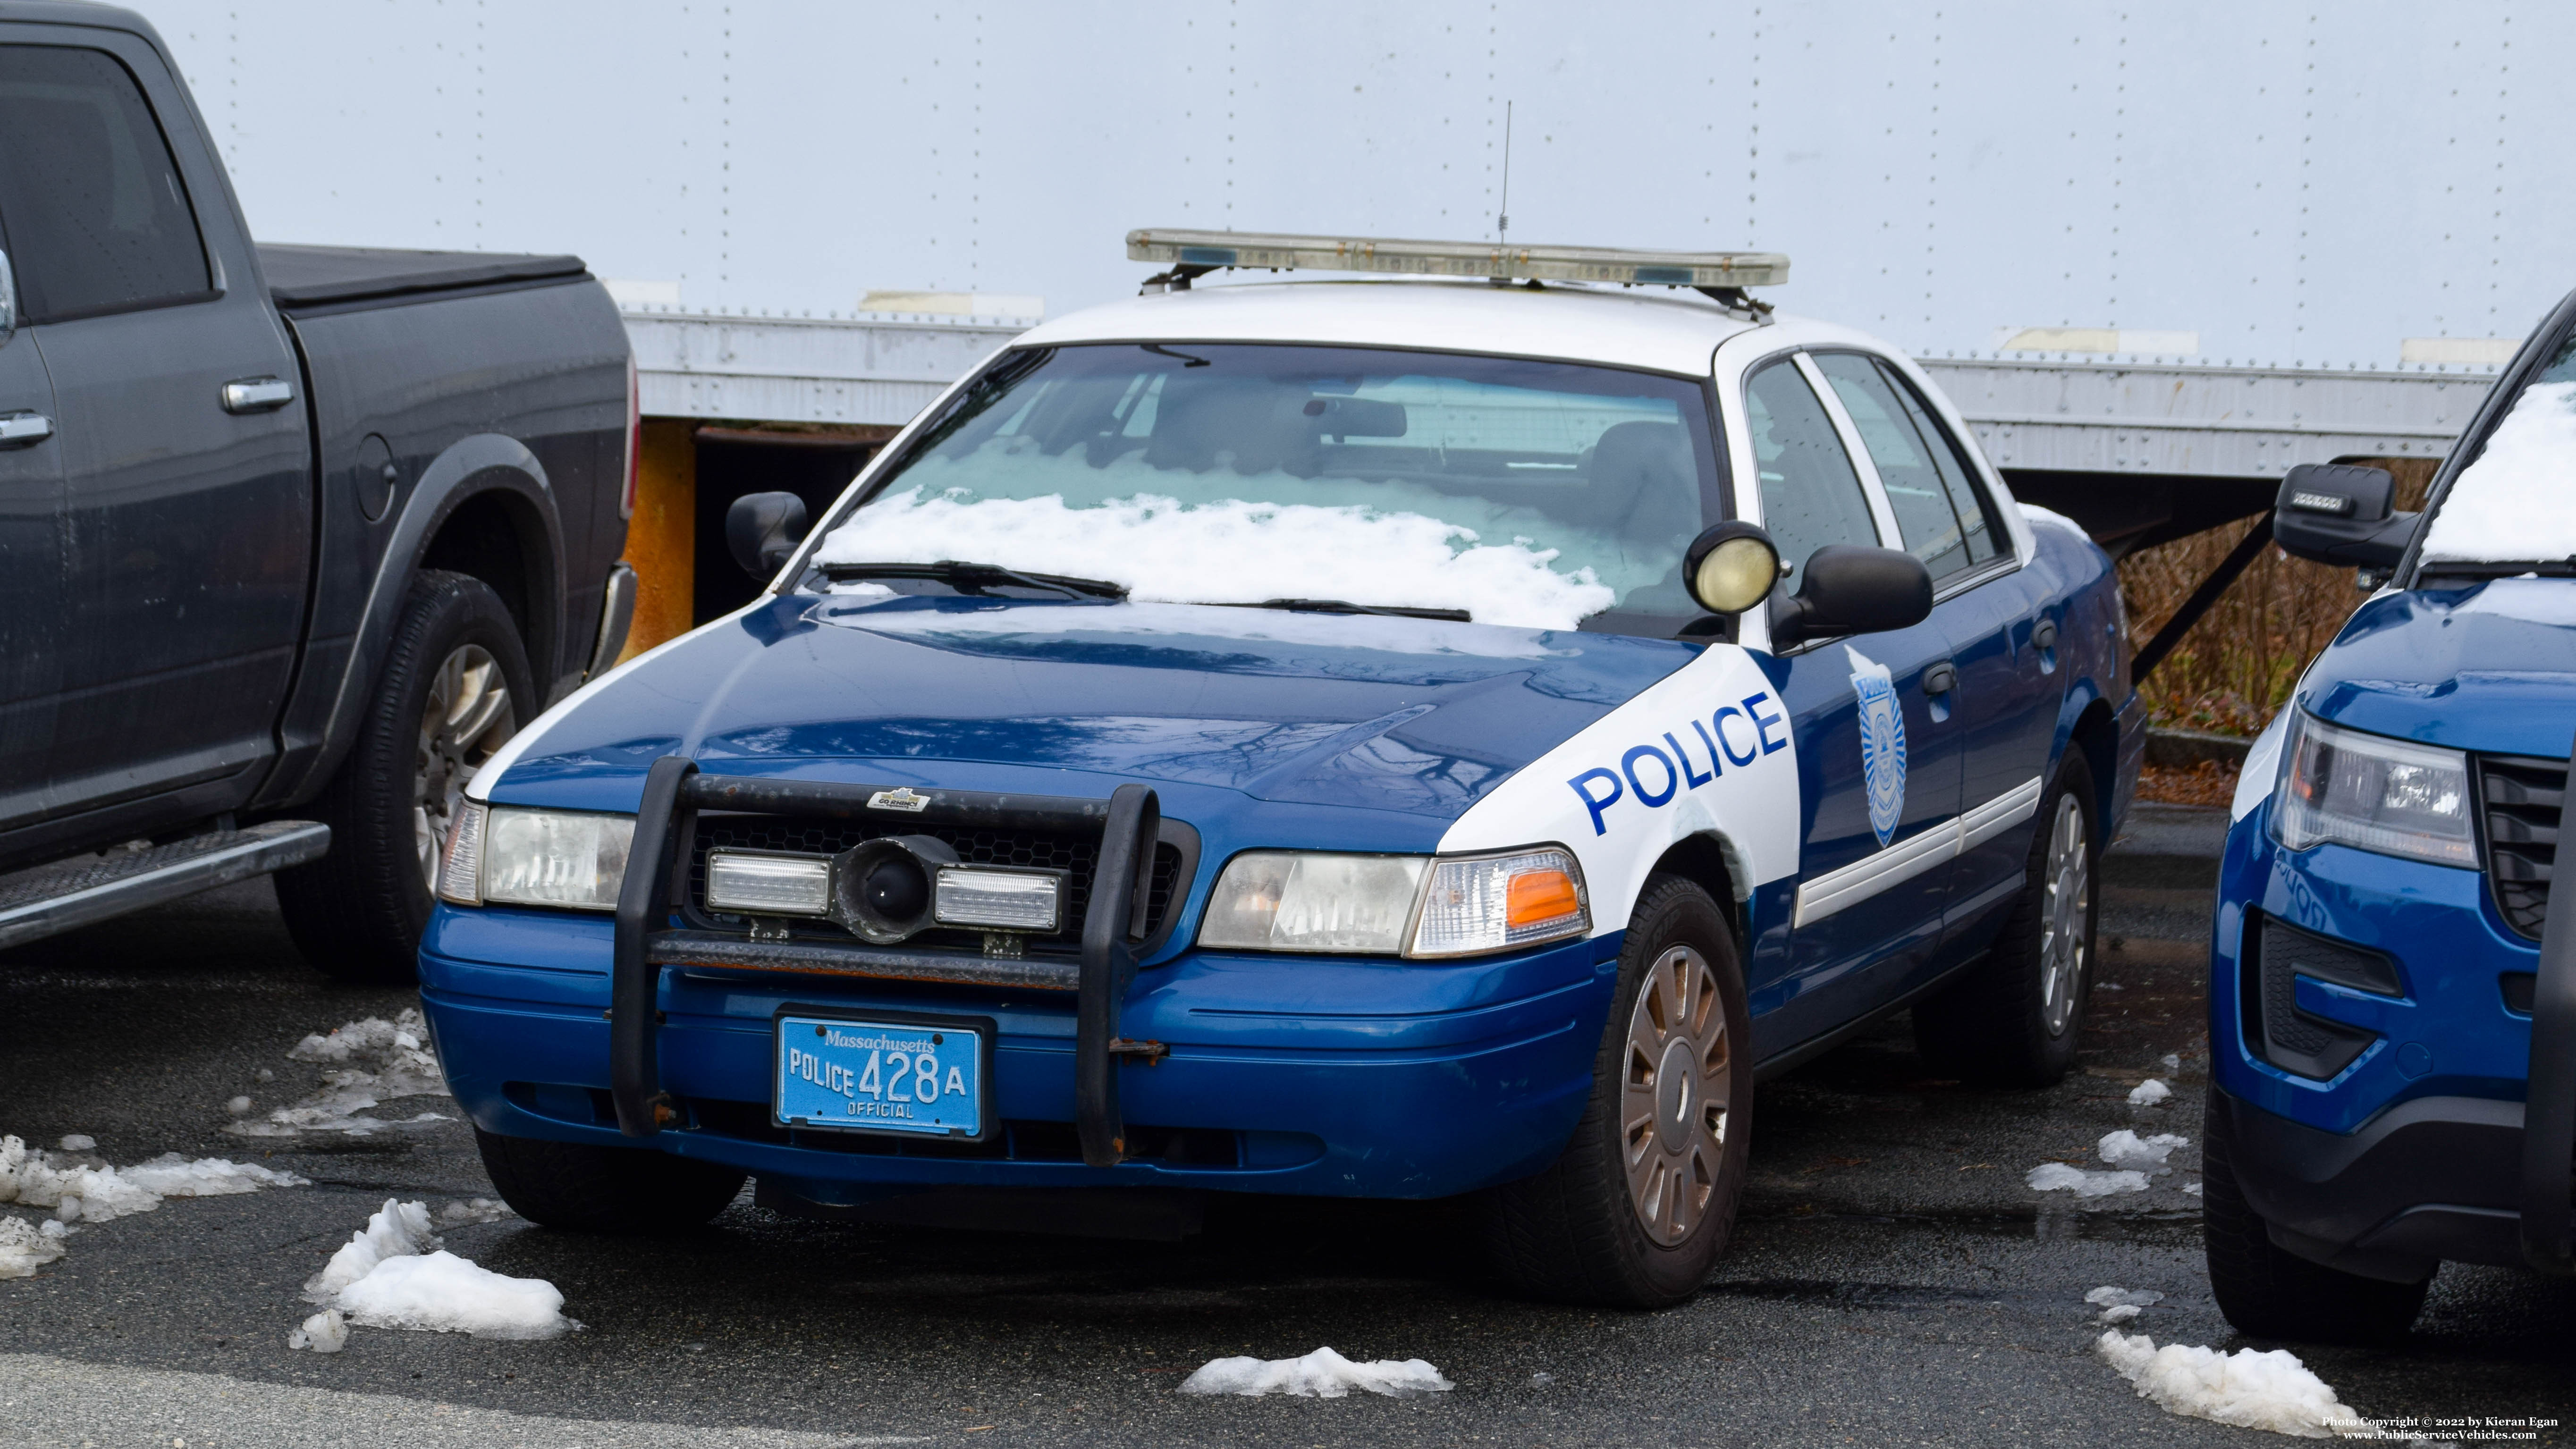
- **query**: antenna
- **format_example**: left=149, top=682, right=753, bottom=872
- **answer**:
left=1497, top=101, right=1513, bottom=246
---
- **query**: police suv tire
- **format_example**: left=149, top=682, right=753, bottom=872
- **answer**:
left=1911, top=752, right=2099, bottom=1088
left=2200, top=1093, right=2428, bottom=1343
left=1483, top=876, right=1752, bottom=1310
left=474, top=1127, right=748, bottom=1235
left=276, top=571, right=535, bottom=986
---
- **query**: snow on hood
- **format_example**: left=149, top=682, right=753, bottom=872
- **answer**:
left=2420, top=380, right=2576, bottom=564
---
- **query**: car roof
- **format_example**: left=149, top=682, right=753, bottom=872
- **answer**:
left=1013, top=277, right=1767, bottom=377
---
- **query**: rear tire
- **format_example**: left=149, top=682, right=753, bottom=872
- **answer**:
left=2202, top=1092, right=2428, bottom=1343
left=1913, top=752, right=2098, bottom=1087
left=475, top=1127, right=747, bottom=1235
left=276, top=571, right=532, bottom=984
left=1484, top=876, right=1752, bottom=1309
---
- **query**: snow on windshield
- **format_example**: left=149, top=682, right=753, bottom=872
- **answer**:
left=810, top=345, right=1718, bottom=632
left=2419, top=377, right=2576, bottom=563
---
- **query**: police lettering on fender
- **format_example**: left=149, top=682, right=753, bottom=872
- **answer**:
left=1566, top=689, right=1788, bottom=836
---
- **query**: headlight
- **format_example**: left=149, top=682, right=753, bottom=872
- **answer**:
left=2272, top=710, right=2474, bottom=867
left=1196, top=845, right=1589, bottom=958
left=435, top=801, right=636, bottom=910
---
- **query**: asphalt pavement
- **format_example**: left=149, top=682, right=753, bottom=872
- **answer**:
left=2, top=803, right=2570, bottom=1447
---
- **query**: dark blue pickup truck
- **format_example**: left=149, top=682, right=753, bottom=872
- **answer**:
left=0, top=2, right=633, bottom=979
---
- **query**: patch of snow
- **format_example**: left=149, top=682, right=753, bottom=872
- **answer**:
left=437, top=1197, right=514, bottom=1227
left=2128, top=1078, right=2172, bottom=1107
left=2184, top=1181, right=2205, bottom=1197
left=836, top=596, right=1565, bottom=659
left=228, top=1008, right=452, bottom=1138
left=2028, top=1162, right=2150, bottom=1197
left=2419, top=381, right=2576, bottom=564
left=1176, top=1347, right=1454, bottom=1399
left=2087, top=1286, right=2164, bottom=1324
left=0, top=1216, right=68, bottom=1279
left=2018, top=503, right=2090, bottom=539
left=57, top=1135, right=93, bottom=1152
left=2101, top=1303, right=2143, bottom=1323
left=2100, top=1130, right=2189, bottom=1169
left=2161, top=1053, right=2183, bottom=1070
left=1529, top=1372, right=1556, bottom=1388
left=225, top=1096, right=253, bottom=1117
left=0, top=1135, right=304, bottom=1224
left=817, top=484, right=1617, bottom=631
left=288, top=1309, right=347, bottom=1354
left=304, top=1198, right=575, bottom=1342
left=2097, top=1330, right=2356, bottom=1438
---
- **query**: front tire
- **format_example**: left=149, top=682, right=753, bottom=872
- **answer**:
left=1913, top=752, right=2099, bottom=1087
left=276, top=571, right=532, bottom=984
left=2202, top=1093, right=2428, bottom=1343
left=1484, top=876, right=1753, bottom=1309
left=475, top=1128, right=747, bottom=1235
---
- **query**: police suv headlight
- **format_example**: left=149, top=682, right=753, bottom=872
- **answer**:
left=1196, top=846, right=1588, bottom=958
left=2272, top=710, right=2474, bottom=867
left=435, top=800, right=635, bottom=910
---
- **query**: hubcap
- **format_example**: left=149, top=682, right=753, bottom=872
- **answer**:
left=1622, top=944, right=1733, bottom=1247
left=2038, top=793, right=2091, bottom=1038
left=415, top=644, right=516, bottom=890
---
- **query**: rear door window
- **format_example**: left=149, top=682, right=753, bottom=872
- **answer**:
left=0, top=45, right=210, bottom=322
left=1811, top=352, right=2005, bottom=581
left=1743, top=357, right=1881, bottom=582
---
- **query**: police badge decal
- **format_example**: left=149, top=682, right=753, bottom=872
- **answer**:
left=1845, top=645, right=1907, bottom=849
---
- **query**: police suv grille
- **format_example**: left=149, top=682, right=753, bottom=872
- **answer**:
left=684, top=813, right=1182, bottom=952
left=2477, top=753, right=2565, bottom=943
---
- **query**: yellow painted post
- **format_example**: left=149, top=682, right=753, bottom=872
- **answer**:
left=617, top=418, right=696, bottom=662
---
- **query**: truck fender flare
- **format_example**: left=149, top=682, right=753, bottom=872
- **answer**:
left=293, top=433, right=566, bottom=802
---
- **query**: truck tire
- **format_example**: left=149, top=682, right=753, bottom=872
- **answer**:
left=276, top=571, right=533, bottom=984
left=1912, top=752, right=2098, bottom=1087
left=1484, top=876, right=1753, bottom=1309
left=474, top=1128, right=747, bottom=1235
left=2202, top=1092, right=2428, bottom=1343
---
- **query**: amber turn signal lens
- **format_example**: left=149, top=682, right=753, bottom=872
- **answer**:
left=1505, top=868, right=1582, bottom=928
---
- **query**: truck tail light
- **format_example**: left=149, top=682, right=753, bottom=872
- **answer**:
left=619, top=353, right=641, bottom=520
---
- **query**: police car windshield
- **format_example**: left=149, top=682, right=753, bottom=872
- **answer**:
left=812, top=343, right=1723, bottom=632
left=2418, top=329, right=2576, bottom=570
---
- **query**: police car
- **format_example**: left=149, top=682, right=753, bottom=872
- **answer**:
left=2204, top=286, right=2576, bottom=1341
left=425, top=230, right=2142, bottom=1307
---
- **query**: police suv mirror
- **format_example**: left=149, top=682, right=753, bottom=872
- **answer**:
left=1769, top=544, right=1933, bottom=649
left=725, top=490, right=810, bottom=581
left=1683, top=522, right=1782, bottom=615
left=2272, top=463, right=2417, bottom=570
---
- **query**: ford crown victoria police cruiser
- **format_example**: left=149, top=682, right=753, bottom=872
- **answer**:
left=423, top=232, right=2142, bottom=1307
left=2204, top=285, right=2576, bottom=1341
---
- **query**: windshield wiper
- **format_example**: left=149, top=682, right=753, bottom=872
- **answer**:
left=1216, top=598, right=1472, bottom=622
left=818, top=559, right=1129, bottom=600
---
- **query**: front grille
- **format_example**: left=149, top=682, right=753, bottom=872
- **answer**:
left=684, top=812, right=1183, bottom=953
left=2478, top=754, right=2565, bottom=942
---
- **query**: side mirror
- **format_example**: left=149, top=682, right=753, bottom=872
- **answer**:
left=1683, top=522, right=1782, bottom=615
left=1770, top=544, right=1933, bottom=649
left=2273, top=463, right=2417, bottom=569
left=0, top=248, right=17, bottom=350
left=725, top=490, right=809, bottom=581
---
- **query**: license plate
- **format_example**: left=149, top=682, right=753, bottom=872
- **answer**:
left=773, top=1010, right=992, bottom=1140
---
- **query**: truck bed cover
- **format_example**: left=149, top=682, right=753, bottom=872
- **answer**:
left=257, top=243, right=589, bottom=311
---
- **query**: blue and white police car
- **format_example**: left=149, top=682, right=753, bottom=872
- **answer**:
left=425, top=231, right=2142, bottom=1307
left=2204, top=286, right=2576, bottom=1340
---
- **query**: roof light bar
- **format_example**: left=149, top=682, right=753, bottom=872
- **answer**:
left=1127, top=228, right=1788, bottom=289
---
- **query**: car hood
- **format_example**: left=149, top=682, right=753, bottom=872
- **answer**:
left=485, top=594, right=1699, bottom=820
left=2300, top=578, right=2576, bottom=758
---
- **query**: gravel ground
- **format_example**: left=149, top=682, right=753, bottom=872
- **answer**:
left=1, top=803, right=2568, bottom=1447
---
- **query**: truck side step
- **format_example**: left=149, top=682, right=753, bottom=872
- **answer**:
left=0, top=821, right=332, bottom=951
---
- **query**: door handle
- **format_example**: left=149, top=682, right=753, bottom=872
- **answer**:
left=0, top=409, right=51, bottom=446
left=1922, top=660, right=1958, bottom=696
left=221, top=376, right=296, bottom=413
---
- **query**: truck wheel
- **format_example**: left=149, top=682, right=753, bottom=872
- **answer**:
left=2202, top=1093, right=2428, bottom=1343
left=1912, top=752, right=2098, bottom=1087
left=1484, top=875, right=1752, bottom=1309
left=276, top=571, right=532, bottom=984
left=474, top=1127, right=747, bottom=1234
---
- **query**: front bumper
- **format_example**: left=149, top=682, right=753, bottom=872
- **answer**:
left=421, top=902, right=1617, bottom=1203
left=2212, top=794, right=2576, bottom=1272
